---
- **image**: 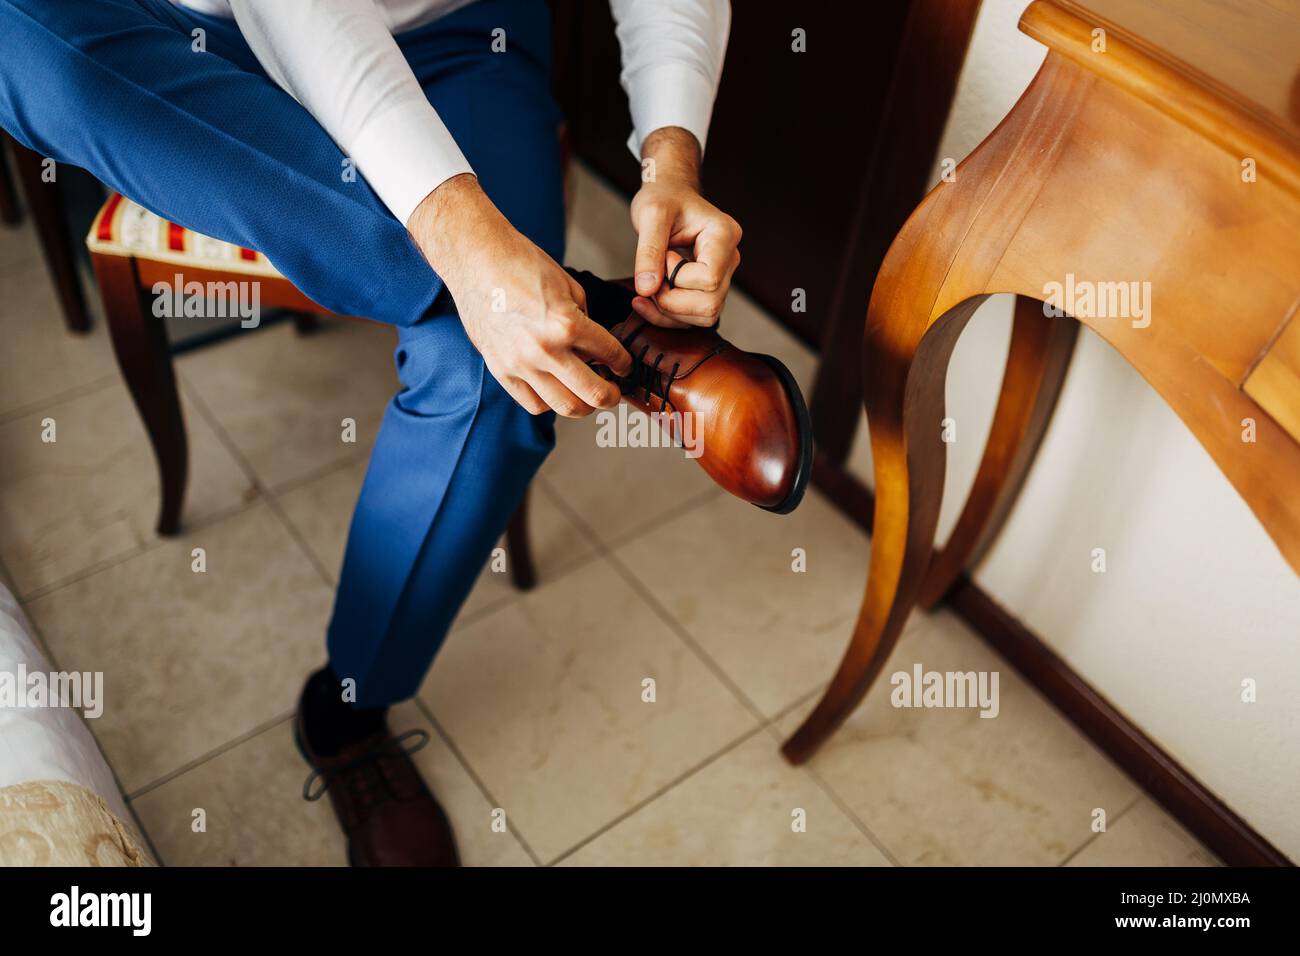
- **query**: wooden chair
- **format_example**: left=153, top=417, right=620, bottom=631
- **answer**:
left=1, top=130, right=92, bottom=333
left=84, top=191, right=537, bottom=590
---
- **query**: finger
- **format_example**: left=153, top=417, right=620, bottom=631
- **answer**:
left=662, top=248, right=689, bottom=282
left=651, top=287, right=725, bottom=326
left=655, top=249, right=739, bottom=325
left=566, top=272, right=588, bottom=313
left=633, top=201, right=674, bottom=296
left=631, top=295, right=694, bottom=330
left=571, top=316, right=634, bottom=377
left=551, top=353, right=622, bottom=410
left=504, top=376, right=549, bottom=416
left=532, top=371, right=596, bottom=418
left=672, top=232, right=739, bottom=292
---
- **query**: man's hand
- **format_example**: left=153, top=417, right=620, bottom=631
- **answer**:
left=409, top=174, right=632, bottom=417
left=630, top=127, right=742, bottom=329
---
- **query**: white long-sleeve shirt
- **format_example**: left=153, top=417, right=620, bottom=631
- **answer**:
left=173, top=0, right=730, bottom=224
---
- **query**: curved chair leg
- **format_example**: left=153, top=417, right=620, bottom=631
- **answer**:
left=0, top=134, right=20, bottom=225
left=12, top=140, right=90, bottom=333
left=505, top=490, right=537, bottom=591
left=94, top=253, right=188, bottom=536
left=783, top=294, right=985, bottom=765
left=782, top=52, right=1097, bottom=764
left=918, top=295, right=1078, bottom=608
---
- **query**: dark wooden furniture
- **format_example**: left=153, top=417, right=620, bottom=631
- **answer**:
left=0, top=130, right=91, bottom=333
left=551, top=0, right=984, bottom=471
left=0, top=137, right=20, bottom=226
left=783, top=0, right=1300, bottom=774
left=85, top=192, right=537, bottom=590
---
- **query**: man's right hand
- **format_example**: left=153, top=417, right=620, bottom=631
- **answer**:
left=408, top=174, right=632, bottom=417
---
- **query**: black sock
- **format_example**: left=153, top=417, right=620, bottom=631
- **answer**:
left=301, top=665, right=387, bottom=755
left=566, top=268, right=635, bottom=330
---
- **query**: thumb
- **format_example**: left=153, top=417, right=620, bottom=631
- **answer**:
left=633, top=202, right=673, bottom=296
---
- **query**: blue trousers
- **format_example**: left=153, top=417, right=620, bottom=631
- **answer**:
left=0, top=0, right=563, bottom=705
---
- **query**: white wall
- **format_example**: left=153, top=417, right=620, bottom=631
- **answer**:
left=847, top=0, right=1300, bottom=857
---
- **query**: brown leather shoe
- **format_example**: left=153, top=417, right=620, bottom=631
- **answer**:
left=568, top=269, right=812, bottom=514
left=294, top=710, right=460, bottom=867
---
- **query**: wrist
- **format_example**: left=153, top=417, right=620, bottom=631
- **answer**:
left=641, top=127, right=702, bottom=191
left=408, top=172, right=504, bottom=281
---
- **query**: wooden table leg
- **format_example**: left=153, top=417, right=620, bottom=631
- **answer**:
left=784, top=31, right=1300, bottom=766
left=783, top=290, right=986, bottom=764
left=782, top=53, right=1097, bottom=765
left=918, top=296, right=1078, bottom=608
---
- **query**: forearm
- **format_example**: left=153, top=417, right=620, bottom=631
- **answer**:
left=641, top=127, right=702, bottom=192
left=227, top=0, right=471, bottom=225
left=610, top=0, right=731, bottom=158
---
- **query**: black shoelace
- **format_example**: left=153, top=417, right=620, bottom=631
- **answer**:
left=620, top=325, right=681, bottom=414
left=302, top=728, right=430, bottom=808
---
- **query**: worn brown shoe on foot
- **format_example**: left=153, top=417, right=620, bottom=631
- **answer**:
left=569, top=268, right=812, bottom=513
left=295, top=707, right=460, bottom=867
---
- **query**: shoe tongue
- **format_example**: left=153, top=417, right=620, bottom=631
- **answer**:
left=565, top=268, right=636, bottom=330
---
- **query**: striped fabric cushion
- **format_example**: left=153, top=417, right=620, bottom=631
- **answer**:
left=86, top=192, right=283, bottom=279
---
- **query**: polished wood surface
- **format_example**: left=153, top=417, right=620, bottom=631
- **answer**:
left=919, top=296, right=1078, bottom=609
left=1245, top=310, right=1300, bottom=444
left=786, top=0, right=1300, bottom=763
left=1051, top=0, right=1300, bottom=139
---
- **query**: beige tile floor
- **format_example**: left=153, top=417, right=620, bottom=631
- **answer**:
left=0, top=165, right=1217, bottom=866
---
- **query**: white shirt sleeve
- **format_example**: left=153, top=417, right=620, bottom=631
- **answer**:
left=227, top=0, right=472, bottom=226
left=609, top=0, right=731, bottom=157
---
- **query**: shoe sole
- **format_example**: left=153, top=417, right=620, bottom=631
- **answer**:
left=753, top=352, right=814, bottom=515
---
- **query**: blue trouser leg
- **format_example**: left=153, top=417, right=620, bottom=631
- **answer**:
left=0, top=0, right=442, bottom=326
left=329, top=2, right=566, bottom=705
left=0, top=0, right=565, bottom=706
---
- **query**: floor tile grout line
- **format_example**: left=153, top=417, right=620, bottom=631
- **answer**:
left=258, top=446, right=374, bottom=500
left=175, top=374, right=264, bottom=495
left=538, top=477, right=768, bottom=727
left=606, top=548, right=767, bottom=722
left=1056, top=790, right=1146, bottom=867
left=535, top=479, right=815, bottom=865
left=546, top=685, right=835, bottom=867
left=756, top=718, right=905, bottom=868
left=757, top=682, right=905, bottom=867
left=126, top=709, right=296, bottom=801
left=17, top=494, right=262, bottom=604
left=0, top=372, right=121, bottom=426
left=601, top=486, right=723, bottom=550
left=454, top=536, right=617, bottom=630
left=447, top=476, right=776, bottom=867
left=176, top=374, right=339, bottom=591
left=129, top=806, right=167, bottom=868
left=534, top=475, right=606, bottom=554
left=411, top=697, right=543, bottom=868
left=545, top=720, right=770, bottom=867
left=537, top=470, right=722, bottom=559
left=0, top=552, right=166, bottom=864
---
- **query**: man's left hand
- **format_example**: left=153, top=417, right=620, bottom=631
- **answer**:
left=629, top=126, right=742, bottom=330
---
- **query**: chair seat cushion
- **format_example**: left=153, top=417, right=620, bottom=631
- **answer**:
left=86, top=192, right=283, bottom=279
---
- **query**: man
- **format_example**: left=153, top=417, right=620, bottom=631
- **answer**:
left=0, top=0, right=787, bottom=865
